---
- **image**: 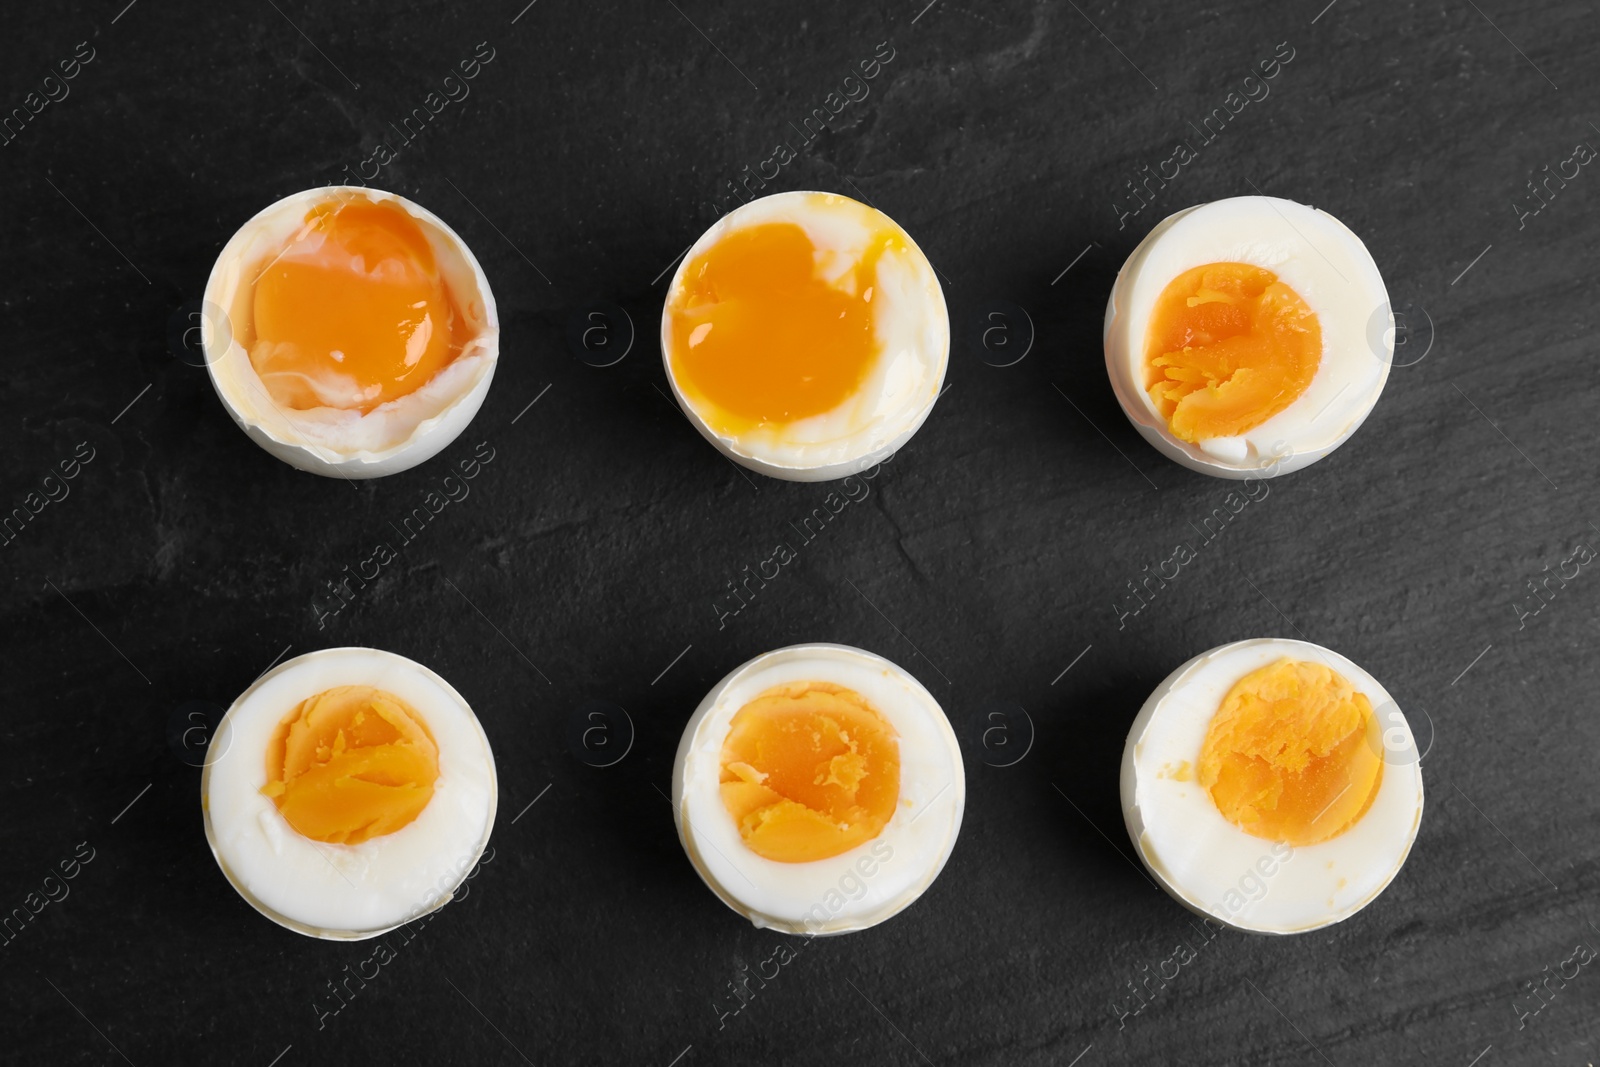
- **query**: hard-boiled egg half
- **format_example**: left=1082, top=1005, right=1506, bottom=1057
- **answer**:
left=203, top=186, right=499, bottom=479
left=202, top=647, right=497, bottom=939
left=1105, top=196, right=1391, bottom=478
left=673, top=644, right=964, bottom=934
left=1121, top=638, right=1423, bottom=934
left=662, top=191, right=948, bottom=482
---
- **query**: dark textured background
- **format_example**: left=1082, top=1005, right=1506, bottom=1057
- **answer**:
left=3, top=0, right=1597, bottom=1064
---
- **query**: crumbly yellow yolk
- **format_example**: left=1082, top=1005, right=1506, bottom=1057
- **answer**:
left=718, top=682, right=900, bottom=863
left=1145, top=262, right=1322, bottom=442
left=249, top=198, right=467, bottom=413
left=262, top=686, right=440, bottom=845
left=1198, top=659, right=1382, bottom=846
left=668, top=208, right=895, bottom=434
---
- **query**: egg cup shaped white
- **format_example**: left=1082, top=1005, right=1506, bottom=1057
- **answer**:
left=1120, top=638, right=1424, bottom=935
left=201, top=647, right=498, bottom=940
left=1103, top=196, right=1393, bottom=480
left=202, top=185, right=500, bottom=480
left=672, top=643, right=965, bottom=935
left=660, top=190, right=950, bottom=483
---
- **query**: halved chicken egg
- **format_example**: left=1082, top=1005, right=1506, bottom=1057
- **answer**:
left=672, top=644, right=964, bottom=934
left=1105, top=196, right=1391, bottom=478
left=202, top=186, right=499, bottom=478
left=1121, top=638, right=1423, bottom=933
left=201, top=647, right=497, bottom=939
left=662, top=191, right=948, bottom=481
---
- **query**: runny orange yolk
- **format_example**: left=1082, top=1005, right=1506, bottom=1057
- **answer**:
left=262, top=686, right=440, bottom=845
left=1144, top=262, right=1322, bottom=442
left=719, top=682, right=900, bottom=863
left=249, top=198, right=467, bottom=414
left=1198, top=659, right=1382, bottom=847
left=668, top=215, right=894, bottom=434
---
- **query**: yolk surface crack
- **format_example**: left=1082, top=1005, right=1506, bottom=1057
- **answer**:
left=262, top=685, right=440, bottom=845
left=718, top=682, right=900, bottom=863
left=1144, top=262, right=1322, bottom=442
left=250, top=198, right=467, bottom=413
left=1197, top=659, right=1382, bottom=846
left=669, top=218, right=892, bottom=433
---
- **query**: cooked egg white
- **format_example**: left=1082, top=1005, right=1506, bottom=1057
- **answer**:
left=1105, top=196, right=1391, bottom=478
left=673, top=643, right=964, bottom=934
left=203, top=186, right=499, bottom=479
left=1120, top=638, right=1423, bottom=934
left=661, top=191, right=948, bottom=482
left=202, top=647, right=497, bottom=939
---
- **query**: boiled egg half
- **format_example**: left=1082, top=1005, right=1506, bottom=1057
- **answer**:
left=673, top=644, right=964, bottom=934
left=202, top=647, right=497, bottom=939
left=662, top=191, right=948, bottom=481
left=1105, top=196, right=1391, bottom=478
left=1121, top=638, right=1423, bottom=933
left=203, top=186, right=499, bottom=478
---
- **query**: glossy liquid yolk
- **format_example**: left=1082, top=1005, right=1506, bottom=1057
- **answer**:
left=669, top=220, right=892, bottom=433
left=262, top=686, right=440, bottom=845
left=1198, top=659, right=1382, bottom=847
left=719, top=682, right=900, bottom=863
left=250, top=199, right=466, bottom=414
left=1145, top=262, right=1322, bottom=442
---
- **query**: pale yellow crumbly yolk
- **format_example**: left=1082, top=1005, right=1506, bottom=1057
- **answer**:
left=1145, top=262, right=1322, bottom=442
left=668, top=203, right=897, bottom=435
left=249, top=198, right=468, bottom=413
left=1197, top=659, right=1382, bottom=847
left=718, top=682, right=900, bottom=863
left=262, top=686, right=440, bottom=845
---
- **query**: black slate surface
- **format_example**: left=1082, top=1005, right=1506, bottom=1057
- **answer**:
left=3, top=1, right=1599, bottom=1064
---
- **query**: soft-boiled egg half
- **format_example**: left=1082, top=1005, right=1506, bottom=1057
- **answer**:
left=673, top=644, right=964, bottom=934
left=1105, top=196, right=1391, bottom=478
left=662, top=191, right=949, bottom=482
left=202, top=647, right=497, bottom=939
left=203, top=186, right=499, bottom=478
left=1121, top=638, right=1423, bottom=934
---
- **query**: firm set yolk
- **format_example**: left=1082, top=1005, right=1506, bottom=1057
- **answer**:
left=669, top=217, right=893, bottom=432
left=262, top=686, right=440, bottom=845
left=718, top=682, right=900, bottom=863
left=250, top=199, right=467, bottom=414
left=1145, top=262, right=1322, bottom=442
left=1197, top=659, right=1382, bottom=847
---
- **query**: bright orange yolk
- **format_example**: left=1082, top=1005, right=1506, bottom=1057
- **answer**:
left=719, top=682, right=900, bottom=863
left=262, top=686, right=440, bottom=845
left=1145, top=262, right=1322, bottom=442
left=668, top=215, right=894, bottom=433
left=249, top=198, right=467, bottom=413
left=1198, top=659, right=1382, bottom=847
